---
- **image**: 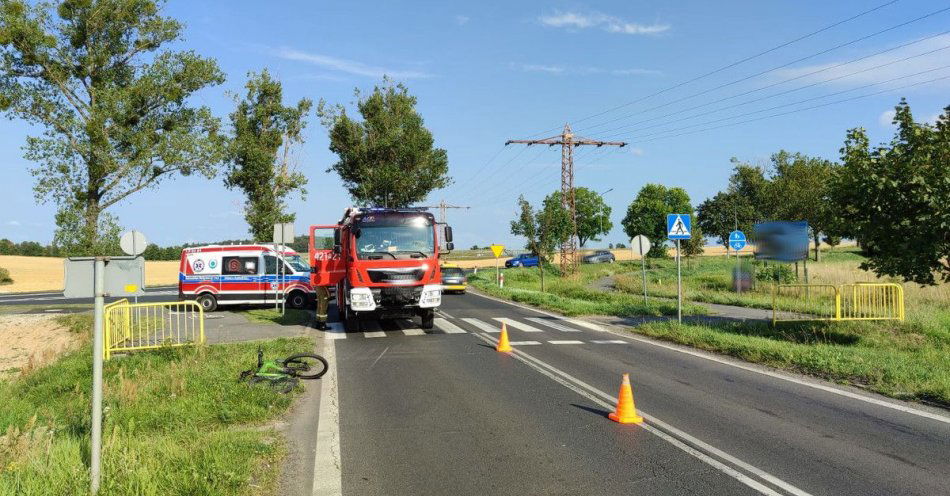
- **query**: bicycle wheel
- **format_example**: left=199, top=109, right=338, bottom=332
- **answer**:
left=249, top=375, right=298, bottom=394
left=283, top=353, right=328, bottom=379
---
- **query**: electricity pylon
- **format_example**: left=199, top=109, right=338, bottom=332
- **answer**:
left=506, top=124, right=626, bottom=274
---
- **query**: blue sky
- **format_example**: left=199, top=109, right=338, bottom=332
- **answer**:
left=1, top=0, right=948, bottom=249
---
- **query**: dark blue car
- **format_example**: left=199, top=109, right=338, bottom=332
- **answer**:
left=505, top=253, right=539, bottom=268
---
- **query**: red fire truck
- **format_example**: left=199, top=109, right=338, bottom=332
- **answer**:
left=310, top=207, right=453, bottom=331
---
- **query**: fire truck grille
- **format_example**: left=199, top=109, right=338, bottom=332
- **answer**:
left=375, top=286, right=423, bottom=306
left=367, top=269, right=426, bottom=283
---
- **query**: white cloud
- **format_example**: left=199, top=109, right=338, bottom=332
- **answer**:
left=273, top=47, right=432, bottom=79
left=771, top=33, right=950, bottom=89
left=539, top=10, right=669, bottom=35
left=926, top=113, right=942, bottom=125
left=630, top=147, right=644, bottom=156
left=520, top=64, right=565, bottom=73
left=6, top=220, right=21, bottom=226
left=455, top=15, right=470, bottom=25
left=879, top=109, right=896, bottom=126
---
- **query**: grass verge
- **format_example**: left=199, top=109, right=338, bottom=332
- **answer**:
left=468, top=266, right=707, bottom=317
left=0, top=316, right=314, bottom=495
left=630, top=319, right=949, bottom=407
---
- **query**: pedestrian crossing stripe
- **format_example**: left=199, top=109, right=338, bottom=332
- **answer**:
left=434, top=317, right=466, bottom=334
left=461, top=317, right=501, bottom=333
left=493, top=317, right=544, bottom=333
left=526, top=317, right=581, bottom=332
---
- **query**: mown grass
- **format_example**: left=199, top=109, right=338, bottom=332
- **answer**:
left=631, top=319, right=950, bottom=406
left=468, top=265, right=707, bottom=317
left=0, top=314, right=314, bottom=495
left=241, top=307, right=312, bottom=326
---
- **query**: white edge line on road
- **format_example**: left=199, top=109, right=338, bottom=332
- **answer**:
left=508, top=340, right=541, bottom=345
left=312, top=338, right=342, bottom=496
left=467, top=289, right=950, bottom=425
left=472, top=332, right=803, bottom=496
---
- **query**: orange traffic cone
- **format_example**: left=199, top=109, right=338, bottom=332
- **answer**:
left=496, top=323, right=513, bottom=352
left=608, top=373, right=644, bottom=424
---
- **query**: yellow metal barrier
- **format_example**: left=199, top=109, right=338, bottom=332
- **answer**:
left=103, top=300, right=205, bottom=360
left=771, top=284, right=840, bottom=325
left=772, top=283, right=904, bottom=325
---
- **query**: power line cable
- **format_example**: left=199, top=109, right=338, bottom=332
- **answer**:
left=523, top=0, right=902, bottom=138
left=575, top=5, right=950, bottom=135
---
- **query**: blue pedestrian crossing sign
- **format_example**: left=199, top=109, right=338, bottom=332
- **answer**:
left=729, top=230, right=747, bottom=251
left=667, top=214, right=691, bottom=240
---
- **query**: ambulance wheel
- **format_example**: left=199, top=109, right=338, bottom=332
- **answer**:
left=420, top=309, right=434, bottom=330
left=286, top=290, right=307, bottom=309
left=196, top=294, right=217, bottom=312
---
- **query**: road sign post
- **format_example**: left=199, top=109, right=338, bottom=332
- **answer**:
left=273, top=223, right=294, bottom=314
left=729, top=230, right=747, bottom=294
left=631, top=235, right=652, bottom=305
left=667, top=214, right=691, bottom=324
left=490, top=244, right=505, bottom=286
left=90, top=258, right=104, bottom=494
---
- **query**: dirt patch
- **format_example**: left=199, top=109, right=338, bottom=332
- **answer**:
left=0, top=314, right=84, bottom=378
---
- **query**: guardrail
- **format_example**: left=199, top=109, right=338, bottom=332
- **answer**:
left=103, top=299, right=205, bottom=360
left=772, top=283, right=904, bottom=325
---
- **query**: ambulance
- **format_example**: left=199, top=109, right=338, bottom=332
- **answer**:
left=178, top=244, right=315, bottom=311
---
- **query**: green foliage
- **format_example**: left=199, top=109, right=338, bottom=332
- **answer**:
left=0, top=336, right=312, bottom=494
left=833, top=99, right=950, bottom=285
left=545, top=187, right=612, bottom=247
left=0, top=266, right=11, bottom=284
left=753, top=262, right=796, bottom=284
left=226, top=70, right=312, bottom=241
left=0, top=0, right=227, bottom=255
left=621, top=183, right=692, bottom=257
left=510, top=194, right=571, bottom=288
left=766, top=150, right=835, bottom=261
left=318, top=79, right=450, bottom=207
left=682, top=223, right=705, bottom=259
left=696, top=190, right=756, bottom=249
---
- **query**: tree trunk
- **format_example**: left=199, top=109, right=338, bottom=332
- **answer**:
left=83, top=193, right=102, bottom=256
left=539, top=262, right=544, bottom=292
left=813, top=234, right=821, bottom=262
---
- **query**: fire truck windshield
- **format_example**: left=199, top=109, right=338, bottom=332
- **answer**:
left=355, top=214, right=435, bottom=260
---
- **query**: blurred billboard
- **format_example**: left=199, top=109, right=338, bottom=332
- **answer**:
left=753, top=221, right=809, bottom=262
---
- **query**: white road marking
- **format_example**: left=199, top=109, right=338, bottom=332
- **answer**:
left=434, top=317, right=467, bottom=334
left=43, top=309, right=64, bottom=313
left=508, top=340, right=541, bottom=345
left=493, top=317, right=544, bottom=333
left=526, top=317, right=581, bottom=332
left=547, top=340, right=583, bottom=345
left=469, top=289, right=950, bottom=425
left=590, top=340, right=628, bottom=344
left=363, top=331, right=386, bottom=338
left=461, top=317, right=501, bottom=333
left=401, top=328, right=426, bottom=336
left=312, top=339, right=342, bottom=495
left=325, top=322, right=347, bottom=340
left=472, top=332, right=811, bottom=496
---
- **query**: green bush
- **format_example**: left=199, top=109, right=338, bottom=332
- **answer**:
left=0, top=267, right=12, bottom=285
left=754, top=262, right=795, bottom=284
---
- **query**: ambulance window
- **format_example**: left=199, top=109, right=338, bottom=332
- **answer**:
left=223, top=256, right=258, bottom=275
left=264, top=255, right=292, bottom=274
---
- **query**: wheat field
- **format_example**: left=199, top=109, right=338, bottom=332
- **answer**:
left=0, top=255, right=180, bottom=293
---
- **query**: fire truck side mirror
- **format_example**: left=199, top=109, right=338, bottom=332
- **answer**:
left=444, top=225, right=453, bottom=242
left=445, top=242, right=454, bottom=251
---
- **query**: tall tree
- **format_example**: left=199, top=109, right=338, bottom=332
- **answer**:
left=682, top=221, right=705, bottom=268
left=767, top=150, right=835, bottom=261
left=696, top=191, right=756, bottom=252
left=833, top=99, right=950, bottom=284
left=0, top=0, right=227, bottom=255
left=727, top=160, right=772, bottom=220
left=510, top=195, right=570, bottom=290
left=621, top=184, right=692, bottom=257
left=318, top=78, right=450, bottom=207
left=226, top=70, right=311, bottom=241
left=544, top=187, right=612, bottom=247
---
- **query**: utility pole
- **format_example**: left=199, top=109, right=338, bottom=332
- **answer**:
left=507, top=124, right=626, bottom=274
left=419, top=199, right=470, bottom=224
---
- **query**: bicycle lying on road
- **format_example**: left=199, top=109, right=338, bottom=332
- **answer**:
left=238, top=347, right=328, bottom=393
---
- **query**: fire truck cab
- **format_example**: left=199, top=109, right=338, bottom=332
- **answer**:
left=179, top=244, right=315, bottom=312
left=310, top=207, right=453, bottom=331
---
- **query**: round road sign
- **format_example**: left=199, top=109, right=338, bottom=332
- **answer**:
left=120, top=230, right=148, bottom=256
left=630, top=235, right=652, bottom=256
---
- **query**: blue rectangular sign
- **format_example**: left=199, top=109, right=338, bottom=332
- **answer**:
left=753, top=221, right=808, bottom=262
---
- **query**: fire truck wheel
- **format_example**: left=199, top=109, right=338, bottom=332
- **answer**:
left=343, top=306, right=361, bottom=332
left=286, top=290, right=308, bottom=309
left=420, top=309, right=434, bottom=330
left=196, top=293, right=217, bottom=312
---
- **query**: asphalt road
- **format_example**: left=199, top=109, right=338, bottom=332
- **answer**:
left=309, top=290, right=949, bottom=496
left=0, top=285, right=178, bottom=307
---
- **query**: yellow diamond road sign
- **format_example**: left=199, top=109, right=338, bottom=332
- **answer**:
left=490, top=244, right=505, bottom=258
